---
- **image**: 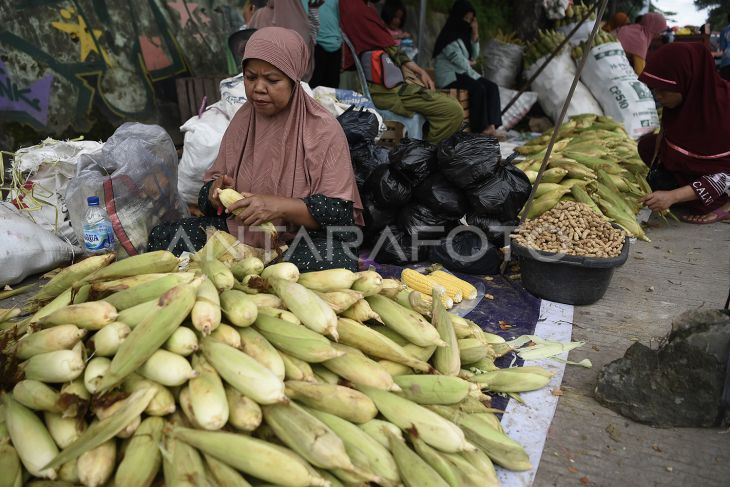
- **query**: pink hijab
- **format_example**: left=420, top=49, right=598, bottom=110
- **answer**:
left=616, top=12, right=667, bottom=59
left=249, top=0, right=315, bottom=81
left=204, top=27, right=363, bottom=247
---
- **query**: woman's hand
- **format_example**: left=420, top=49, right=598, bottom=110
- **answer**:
left=470, top=17, right=479, bottom=42
left=208, top=175, right=234, bottom=211
left=226, top=193, right=286, bottom=226
left=640, top=185, right=697, bottom=212
left=404, top=61, right=435, bottom=91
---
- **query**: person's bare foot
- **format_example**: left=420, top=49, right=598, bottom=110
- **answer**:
left=681, top=201, right=730, bottom=224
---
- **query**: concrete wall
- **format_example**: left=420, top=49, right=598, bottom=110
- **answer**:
left=0, top=0, right=241, bottom=149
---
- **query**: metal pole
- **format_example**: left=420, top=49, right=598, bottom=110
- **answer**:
left=417, top=0, right=427, bottom=64
left=518, top=0, right=611, bottom=224
left=501, top=1, right=600, bottom=116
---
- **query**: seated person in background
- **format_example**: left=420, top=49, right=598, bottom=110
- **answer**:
left=340, top=0, right=464, bottom=145
left=615, top=12, right=667, bottom=75
left=148, top=27, right=364, bottom=270
left=602, top=11, right=629, bottom=32
left=638, top=43, right=730, bottom=224
left=433, top=1, right=501, bottom=136
left=381, top=0, right=411, bottom=45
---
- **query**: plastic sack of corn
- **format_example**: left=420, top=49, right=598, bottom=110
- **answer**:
left=524, top=50, right=603, bottom=122
left=579, top=42, right=659, bottom=139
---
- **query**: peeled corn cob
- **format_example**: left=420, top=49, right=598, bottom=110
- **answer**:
left=401, top=268, right=463, bottom=303
left=428, top=271, right=478, bottom=300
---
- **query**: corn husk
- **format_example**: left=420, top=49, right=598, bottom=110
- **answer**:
left=270, top=279, right=339, bottom=340
left=164, top=326, right=199, bottom=356
left=351, top=270, right=384, bottom=296
left=15, top=325, right=87, bottom=361
left=139, top=349, right=197, bottom=386
left=79, top=250, right=178, bottom=284
left=189, top=354, right=229, bottom=430
left=432, top=288, right=461, bottom=376
left=257, top=306, right=301, bottom=325
left=336, top=318, right=430, bottom=372
left=44, top=413, right=86, bottom=449
left=201, top=336, right=286, bottom=405
left=77, top=439, right=115, bottom=487
left=284, top=381, right=378, bottom=424
left=260, top=262, right=300, bottom=282
left=356, top=385, right=472, bottom=453
left=230, top=256, right=265, bottom=281
left=359, top=419, right=403, bottom=450
left=365, top=295, right=445, bottom=347
left=297, top=269, right=359, bottom=292
left=341, top=299, right=383, bottom=324
left=83, top=357, right=111, bottom=394
left=191, top=276, right=221, bottom=335
left=409, top=434, right=461, bottom=487
left=97, top=283, right=197, bottom=391
left=387, top=430, right=449, bottom=487
left=393, top=375, right=473, bottom=405
left=470, top=366, right=554, bottom=392
left=43, top=387, right=156, bottom=471
left=3, top=393, right=59, bottom=479
left=315, top=290, right=364, bottom=314
left=209, top=323, right=242, bottom=348
left=262, top=401, right=355, bottom=470
left=103, top=273, right=193, bottom=310
left=114, top=417, right=163, bottom=487
left=254, top=314, right=343, bottom=363
left=29, top=254, right=115, bottom=304
left=322, top=343, right=400, bottom=392
left=116, top=299, right=157, bottom=329
left=219, top=289, right=258, bottom=327
left=122, top=373, right=176, bottom=417
left=204, top=453, right=253, bottom=487
left=37, top=301, right=117, bottom=330
left=88, top=322, right=130, bottom=356
left=225, top=386, right=263, bottom=432
left=246, top=293, right=284, bottom=309
left=172, top=427, right=327, bottom=487
left=22, top=342, right=85, bottom=383
left=280, top=351, right=316, bottom=382
left=239, top=327, right=286, bottom=380
left=12, top=380, right=62, bottom=413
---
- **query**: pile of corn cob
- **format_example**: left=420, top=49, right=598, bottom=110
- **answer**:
left=523, top=29, right=568, bottom=67
left=0, top=243, right=556, bottom=486
left=571, top=30, right=618, bottom=60
left=514, top=114, right=655, bottom=241
left=554, top=2, right=597, bottom=28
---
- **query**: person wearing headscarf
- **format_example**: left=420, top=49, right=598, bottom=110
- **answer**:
left=249, top=0, right=321, bottom=82
left=638, top=42, right=730, bottom=224
left=433, top=0, right=501, bottom=136
left=148, top=27, right=364, bottom=269
left=602, top=11, right=629, bottom=32
left=615, top=12, right=667, bottom=75
left=339, top=0, right=463, bottom=144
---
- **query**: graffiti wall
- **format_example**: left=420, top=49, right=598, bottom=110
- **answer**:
left=0, top=0, right=241, bottom=148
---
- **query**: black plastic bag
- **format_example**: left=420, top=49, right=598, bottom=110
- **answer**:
left=465, top=164, right=531, bottom=220
left=437, top=132, right=502, bottom=188
left=365, top=165, right=412, bottom=209
left=414, top=174, right=469, bottom=217
left=389, top=138, right=438, bottom=186
left=362, top=194, right=397, bottom=244
left=397, top=204, right=456, bottom=241
left=351, top=143, right=390, bottom=189
left=369, top=226, right=427, bottom=264
left=466, top=213, right=518, bottom=247
left=429, top=228, right=503, bottom=275
left=337, top=106, right=379, bottom=145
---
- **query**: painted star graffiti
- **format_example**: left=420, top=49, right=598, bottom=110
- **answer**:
left=51, top=7, right=112, bottom=66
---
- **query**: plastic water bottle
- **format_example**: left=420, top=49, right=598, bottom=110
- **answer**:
left=83, top=196, right=115, bottom=254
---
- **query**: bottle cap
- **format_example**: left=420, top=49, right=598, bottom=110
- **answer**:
left=87, top=196, right=100, bottom=206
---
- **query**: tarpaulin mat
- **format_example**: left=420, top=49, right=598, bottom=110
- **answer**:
left=359, top=258, right=575, bottom=487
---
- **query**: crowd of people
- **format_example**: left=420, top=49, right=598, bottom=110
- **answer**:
left=148, top=1, right=730, bottom=269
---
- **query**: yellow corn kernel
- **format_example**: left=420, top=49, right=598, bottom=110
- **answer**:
left=401, top=269, right=462, bottom=303
left=428, top=271, right=478, bottom=300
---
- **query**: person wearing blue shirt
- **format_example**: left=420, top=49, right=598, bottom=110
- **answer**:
left=310, top=0, right=342, bottom=88
left=720, top=13, right=730, bottom=81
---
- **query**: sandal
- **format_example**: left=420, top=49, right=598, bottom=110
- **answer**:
left=680, top=208, right=730, bottom=225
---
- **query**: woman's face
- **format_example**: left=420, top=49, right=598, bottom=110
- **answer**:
left=389, top=9, right=403, bottom=29
left=463, top=12, right=475, bottom=23
left=653, top=89, right=683, bottom=109
left=243, top=58, right=295, bottom=116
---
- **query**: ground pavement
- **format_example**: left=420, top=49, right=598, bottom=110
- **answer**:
left=533, top=218, right=730, bottom=487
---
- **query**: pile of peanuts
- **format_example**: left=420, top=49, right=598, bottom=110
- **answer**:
left=513, top=201, right=626, bottom=257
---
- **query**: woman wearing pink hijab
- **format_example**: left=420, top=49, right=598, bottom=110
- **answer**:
left=615, top=12, right=668, bottom=75
left=148, top=27, right=363, bottom=271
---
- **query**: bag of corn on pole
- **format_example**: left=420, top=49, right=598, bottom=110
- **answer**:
left=524, top=50, right=603, bottom=122
left=579, top=42, right=659, bottom=139
left=483, top=39, right=524, bottom=89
